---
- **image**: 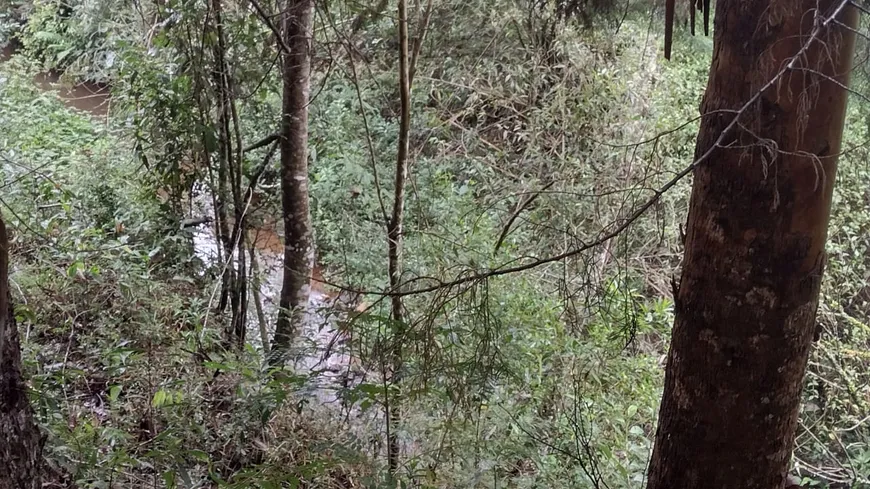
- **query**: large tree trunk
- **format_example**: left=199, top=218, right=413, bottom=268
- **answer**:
left=647, top=2, right=858, bottom=488
left=0, top=213, right=42, bottom=488
left=272, top=0, right=315, bottom=360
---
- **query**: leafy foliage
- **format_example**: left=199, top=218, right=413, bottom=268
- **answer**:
left=1, top=0, right=869, bottom=487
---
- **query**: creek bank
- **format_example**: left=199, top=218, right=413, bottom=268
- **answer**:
left=190, top=193, right=381, bottom=447
left=3, top=42, right=382, bottom=450
left=1, top=41, right=111, bottom=116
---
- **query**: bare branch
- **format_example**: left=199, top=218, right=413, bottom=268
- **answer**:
left=247, top=0, right=293, bottom=57
left=318, top=0, right=855, bottom=299
left=493, top=181, right=555, bottom=254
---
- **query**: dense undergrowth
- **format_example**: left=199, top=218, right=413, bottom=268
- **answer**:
left=1, top=0, right=869, bottom=487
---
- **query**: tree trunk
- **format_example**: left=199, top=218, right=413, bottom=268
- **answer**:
left=0, top=213, right=42, bottom=489
left=648, top=2, right=858, bottom=488
left=210, top=0, right=250, bottom=348
left=386, top=0, right=411, bottom=473
left=210, top=0, right=235, bottom=318
left=272, top=0, right=315, bottom=361
left=248, top=237, right=270, bottom=355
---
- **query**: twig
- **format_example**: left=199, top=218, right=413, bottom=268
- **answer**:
left=247, top=0, right=293, bottom=56
left=181, top=216, right=212, bottom=228
left=493, top=181, right=554, bottom=254
left=408, top=0, right=433, bottom=86
left=320, top=0, right=853, bottom=298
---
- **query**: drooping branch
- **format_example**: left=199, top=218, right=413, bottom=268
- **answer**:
left=246, top=0, right=293, bottom=56
left=319, top=0, right=855, bottom=299
left=243, top=132, right=279, bottom=153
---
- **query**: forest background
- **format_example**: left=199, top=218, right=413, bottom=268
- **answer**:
left=1, top=0, right=869, bottom=487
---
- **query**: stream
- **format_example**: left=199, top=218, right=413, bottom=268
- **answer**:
left=189, top=196, right=363, bottom=405
left=1, top=42, right=374, bottom=431
left=1, top=42, right=111, bottom=116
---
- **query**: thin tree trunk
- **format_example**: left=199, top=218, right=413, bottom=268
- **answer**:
left=272, top=0, right=315, bottom=362
left=209, top=0, right=235, bottom=319
left=227, top=34, right=249, bottom=349
left=386, top=0, right=412, bottom=474
left=211, top=0, right=249, bottom=348
left=214, top=134, right=234, bottom=316
left=647, top=2, right=858, bottom=488
left=0, top=213, right=42, bottom=489
left=248, top=236, right=270, bottom=355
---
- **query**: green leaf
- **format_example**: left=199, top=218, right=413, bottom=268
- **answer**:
left=162, top=470, right=176, bottom=488
left=152, top=389, right=167, bottom=407
left=188, top=450, right=210, bottom=462
left=203, top=361, right=232, bottom=371
left=109, top=385, right=122, bottom=403
left=14, top=304, right=37, bottom=324
left=66, top=260, right=83, bottom=278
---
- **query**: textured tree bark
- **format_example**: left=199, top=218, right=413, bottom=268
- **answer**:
left=648, top=1, right=858, bottom=488
left=272, top=0, right=315, bottom=360
left=0, top=213, right=42, bottom=489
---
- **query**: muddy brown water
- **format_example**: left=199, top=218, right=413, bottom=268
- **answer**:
left=1, top=43, right=331, bottom=297
left=189, top=187, right=367, bottom=402
left=1, top=43, right=111, bottom=116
